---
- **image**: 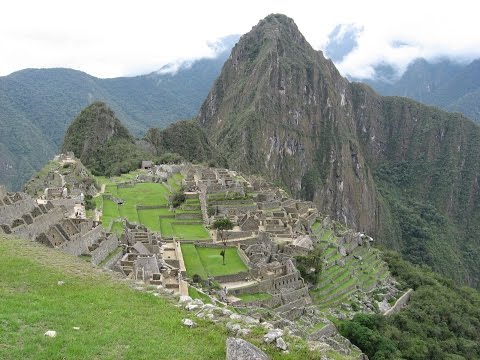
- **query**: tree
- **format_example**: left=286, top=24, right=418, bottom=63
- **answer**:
left=211, top=218, right=234, bottom=265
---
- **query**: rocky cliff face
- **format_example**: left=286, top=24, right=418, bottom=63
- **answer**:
left=198, top=14, right=480, bottom=286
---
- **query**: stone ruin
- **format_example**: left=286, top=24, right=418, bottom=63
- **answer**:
left=115, top=221, right=185, bottom=294
left=0, top=188, right=118, bottom=266
left=177, top=165, right=322, bottom=318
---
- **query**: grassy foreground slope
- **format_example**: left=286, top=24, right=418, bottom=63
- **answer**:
left=0, top=237, right=227, bottom=360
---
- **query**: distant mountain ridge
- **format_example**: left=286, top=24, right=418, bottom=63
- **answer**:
left=361, top=58, right=480, bottom=122
left=0, top=35, right=239, bottom=191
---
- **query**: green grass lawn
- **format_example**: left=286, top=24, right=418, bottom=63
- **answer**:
left=197, top=247, right=248, bottom=277
left=98, top=180, right=209, bottom=240
left=188, top=287, right=212, bottom=304
left=0, top=237, right=227, bottom=360
left=180, top=244, right=208, bottom=279
left=181, top=245, right=248, bottom=279
left=159, top=219, right=209, bottom=240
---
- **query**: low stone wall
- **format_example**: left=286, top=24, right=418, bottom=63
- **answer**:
left=237, top=247, right=250, bottom=267
left=137, top=205, right=168, bottom=210
left=210, top=199, right=254, bottom=206
left=280, top=286, right=309, bottom=304
left=384, top=289, right=413, bottom=316
left=0, top=197, right=36, bottom=225
left=223, top=230, right=254, bottom=240
left=91, top=235, right=119, bottom=265
left=216, top=204, right=258, bottom=214
left=308, top=324, right=337, bottom=340
left=215, top=271, right=250, bottom=283
left=274, top=297, right=309, bottom=314
left=257, top=201, right=281, bottom=210
left=175, top=212, right=202, bottom=220
left=238, top=293, right=282, bottom=308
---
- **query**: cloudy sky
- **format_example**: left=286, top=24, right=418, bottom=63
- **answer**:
left=1, top=0, right=478, bottom=79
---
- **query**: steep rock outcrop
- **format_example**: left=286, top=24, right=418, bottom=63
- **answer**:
left=199, top=14, right=377, bottom=235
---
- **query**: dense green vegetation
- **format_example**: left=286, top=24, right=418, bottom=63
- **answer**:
left=339, top=252, right=480, bottom=360
left=144, top=120, right=226, bottom=167
left=62, top=102, right=151, bottom=176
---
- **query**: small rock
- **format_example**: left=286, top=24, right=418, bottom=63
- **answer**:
left=229, top=313, right=242, bottom=321
left=44, top=330, right=57, bottom=337
left=185, top=304, right=200, bottom=311
left=264, top=328, right=284, bottom=344
left=226, top=337, right=269, bottom=360
left=191, top=298, right=204, bottom=306
left=262, top=322, right=274, bottom=330
left=243, top=316, right=259, bottom=325
left=222, top=308, right=233, bottom=316
left=57, top=281, right=65, bottom=286
left=202, top=303, right=216, bottom=311
left=73, top=327, right=80, bottom=330
left=182, top=318, right=196, bottom=328
left=276, top=337, right=288, bottom=351
left=237, top=328, right=251, bottom=336
left=179, top=295, right=192, bottom=304
left=226, top=322, right=241, bottom=335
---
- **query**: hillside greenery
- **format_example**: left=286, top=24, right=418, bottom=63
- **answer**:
left=339, top=252, right=480, bottom=360
left=144, top=120, right=226, bottom=167
left=0, top=39, right=237, bottom=191
left=61, top=102, right=151, bottom=176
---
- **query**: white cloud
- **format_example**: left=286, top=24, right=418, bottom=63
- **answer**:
left=0, top=0, right=479, bottom=78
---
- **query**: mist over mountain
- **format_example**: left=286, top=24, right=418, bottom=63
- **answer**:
left=363, top=58, right=480, bottom=122
left=0, top=35, right=239, bottom=190
left=323, top=25, right=480, bottom=122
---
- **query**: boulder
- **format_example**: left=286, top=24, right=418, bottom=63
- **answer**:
left=44, top=330, right=57, bottom=338
left=263, top=328, right=284, bottom=343
left=276, top=337, right=288, bottom=351
left=226, top=337, right=269, bottom=360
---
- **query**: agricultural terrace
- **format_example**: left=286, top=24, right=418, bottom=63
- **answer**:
left=97, top=174, right=209, bottom=240
left=181, top=244, right=248, bottom=279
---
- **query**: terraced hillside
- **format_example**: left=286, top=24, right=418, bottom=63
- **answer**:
left=311, top=220, right=391, bottom=310
left=97, top=175, right=209, bottom=240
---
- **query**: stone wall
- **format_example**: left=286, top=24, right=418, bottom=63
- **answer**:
left=215, top=271, right=250, bottom=283
left=384, top=289, right=413, bottom=316
left=60, top=225, right=103, bottom=256
left=175, top=212, right=202, bottom=220
left=90, top=234, right=119, bottom=265
left=10, top=207, right=65, bottom=239
left=102, top=248, right=124, bottom=270
left=0, top=197, right=36, bottom=225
